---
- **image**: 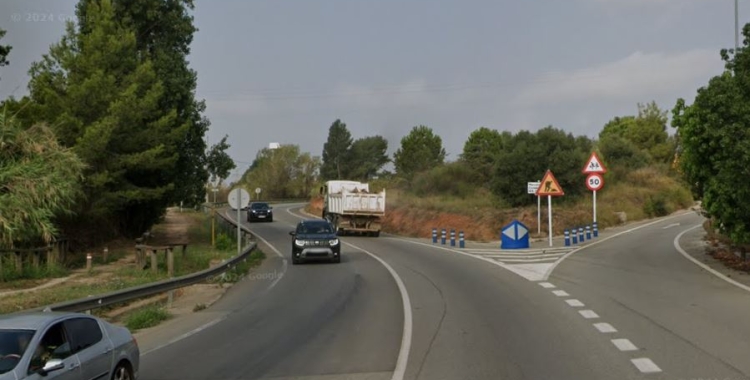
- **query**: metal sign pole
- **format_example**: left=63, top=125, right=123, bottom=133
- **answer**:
left=593, top=190, right=597, bottom=223
left=548, top=195, right=553, bottom=247
left=236, top=188, right=241, bottom=255
left=537, top=194, right=541, bottom=236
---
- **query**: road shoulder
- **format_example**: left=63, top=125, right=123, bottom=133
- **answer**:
left=676, top=223, right=750, bottom=290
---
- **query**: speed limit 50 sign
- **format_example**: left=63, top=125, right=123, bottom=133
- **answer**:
left=586, top=173, right=604, bottom=191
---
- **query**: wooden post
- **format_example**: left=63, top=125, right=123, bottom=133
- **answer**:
left=103, top=247, right=109, bottom=263
left=14, top=251, right=22, bottom=274
left=47, top=247, right=55, bottom=270
left=167, top=248, right=174, bottom=277
left=182, top=244, right=187, bottom=258
left=86, top=253, right=92, bottom=271
left=31, top=250, right=40, bottom=269
left=150, top=250, right=158, bottom=274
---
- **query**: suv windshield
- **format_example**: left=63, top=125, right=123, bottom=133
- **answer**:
left=251, top=203, right=269, bottom=210
left=297, top=222, right=333, bottom=234
left=0, top=329, right=35, bottom=374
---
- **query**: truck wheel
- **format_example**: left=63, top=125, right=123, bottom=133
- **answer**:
left=373, top=231, right=380, bottom=237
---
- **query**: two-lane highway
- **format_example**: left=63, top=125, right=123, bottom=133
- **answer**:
left=138, top=204, right=750, bottom=380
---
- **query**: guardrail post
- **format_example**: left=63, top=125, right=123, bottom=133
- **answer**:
left=593, top=222, right=599, bottom=238
left=14, top=251, right=21, bottom=275
left=572, top=229, right=578, bottom=245
left=47, top=247, right=55, bottom=270
left=586, top=225, right=592, bottom=240
left=441, top=229, right=446, bottom=245
left=578, top=227, right=585, bottom=242
left=32, top=251, right=40, bottom=269
left=86, top=253, right=92, bottom=271
left=565, top=230, right=570, bottom=246
left=450, top=229, right=456, bottom=247
left=151, top=250, right=158, bottom=274
left=432, top=228, right=437, bottom=244
left=167, top=248, right=174, bottom=277
left=459, top=231, right=465, bottom=248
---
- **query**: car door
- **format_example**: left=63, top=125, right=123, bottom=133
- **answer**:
left=63, top=318, right=111, bottom=380
left=23, top=321, right=81, bottom=380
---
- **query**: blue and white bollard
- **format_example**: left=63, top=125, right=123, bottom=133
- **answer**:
left=564, top=230, right=570, bottom=246
left=579, top=227, right=585, bottom=242
left=450, top=229, right=456, bottom=247
left=459, top=231, right=465, bottom=248
left=586, top=225, right=592, bottom=240
left=572, top=230, right=578, bottom=244
left=593, top=222, right=599, bottom=238
left=432, top=228, right=437, bottom=244
left=441, top=229, right=446, bottom=245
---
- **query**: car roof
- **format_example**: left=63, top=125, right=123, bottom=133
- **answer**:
left=0, top=312, right=95, bottom=331
left=300, top=219, right=330, bottom=226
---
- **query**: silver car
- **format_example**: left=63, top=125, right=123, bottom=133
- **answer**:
left=0, top=311, right=139, bottom=380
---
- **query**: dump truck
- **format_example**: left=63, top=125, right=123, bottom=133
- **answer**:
left=320, top=180, right=385, bottom=237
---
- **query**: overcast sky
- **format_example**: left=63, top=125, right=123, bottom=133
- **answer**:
left=0, top=0, right=742, bottom=181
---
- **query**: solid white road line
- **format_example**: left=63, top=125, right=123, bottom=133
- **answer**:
left=674, top=224, right=750, bottom=294
left=578, top=310, right=599, bottom=319
left=288, top=207, right=413, bottom=380
left=631, top=358, right=662, bottom=373
left=593, top=323, right=617, bottom=333
left=552, top=290, right=570, bottom=297
left=539, top=282, right=556, bottom=289
left=611, top=338, right=638, bottom=352
left=565, top=299, right=584, bottom=307
left=542, top=212, right=693, bottom=280
left=141, top=316, right=227, bottom=356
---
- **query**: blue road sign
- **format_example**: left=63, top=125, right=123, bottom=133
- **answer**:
left=500, top=219, right=531, bottom=249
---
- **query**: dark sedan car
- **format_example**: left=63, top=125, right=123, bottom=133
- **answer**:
left=246, top=202, right=273, bottom=222
left=289, top=220, right=341, bottom=264
left=0, top=311, right=139, bottom=380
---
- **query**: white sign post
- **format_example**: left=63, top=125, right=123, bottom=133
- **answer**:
left=583, top=152, right=607, bottom=224
left=228, top=188, right=251, bottom=255
left=535, top=171, right=564, bottom=247
left=527, top=181, right=541, bottom=235
left=255, top=187, right=261, bottom=200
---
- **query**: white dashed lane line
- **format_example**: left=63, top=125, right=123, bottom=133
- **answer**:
left=578, top=310, right=599, bottom=319
left=593, top=323, right=618, bottom=333
left=565, top=299, right=585, bottom=307
left=611, top=338, right=638, bottom=352
left=552, top=290, right=569, bottom=297
left=539, top=282, right=556, bottom=288
left=631, top=358, right=662, bottom=373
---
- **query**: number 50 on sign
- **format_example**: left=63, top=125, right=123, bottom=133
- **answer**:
left=586, top=173, right=604, bottom=191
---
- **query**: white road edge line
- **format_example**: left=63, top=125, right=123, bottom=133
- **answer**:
left=593, top=323, right=617, bottom=333
left=289, top=207, right=413, bottom=380
left=565, top=299, right=584, bottom=307
left=578, top=310, right=599, bottom=319
left=141, top=315, right=227, bottom=356
left=674, top=224, right=750, bottom=294
left=631, top=358, right=662, bottom=373
left=611, top=338, right=638, bottom=352
left=552, top=290, right=570, bottom=297
left=542, top=212, right=692, bottom=281
left=539, top=282, right=556, bottom=289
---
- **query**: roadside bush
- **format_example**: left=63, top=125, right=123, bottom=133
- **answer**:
left=411, top=162, right=482, bottom=198
left=643, top=195, right=669, bottom=217
left=215, top=233, right=234, bottom=252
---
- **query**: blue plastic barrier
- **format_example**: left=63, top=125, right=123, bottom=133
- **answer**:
left=450, top=229, right=456, bottom=247
left=459, top=231, right=465, bottom=248
left=432, top=228, right=437, bottom=243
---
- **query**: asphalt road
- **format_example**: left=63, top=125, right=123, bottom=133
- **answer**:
left=138, top=204, right=750, bottom=380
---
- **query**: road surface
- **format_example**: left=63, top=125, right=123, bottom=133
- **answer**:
left=138, top=204, right=750, bottom=380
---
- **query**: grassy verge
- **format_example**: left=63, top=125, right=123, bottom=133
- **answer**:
left=308, top=167, right=694, bottom=242
left=122, top=304, right=171, bottom=331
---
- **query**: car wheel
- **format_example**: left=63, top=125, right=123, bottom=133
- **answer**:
left=332, top=255, right=341, bottom=263
left=292, top=256, right=300, bottom=265
left=111, top=362, right=133, bottom=380
left=269, top=217, right=273, bottom=222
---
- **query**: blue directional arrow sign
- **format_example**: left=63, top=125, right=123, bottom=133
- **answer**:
left=500, top=219, right=531, bottom=249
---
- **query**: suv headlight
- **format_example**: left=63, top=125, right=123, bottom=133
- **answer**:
left=329, top=239, right=339, bottom=246
left=294, top=239, right=305, bottom=246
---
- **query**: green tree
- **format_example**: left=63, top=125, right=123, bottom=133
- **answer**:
left=321, top=119, right=353, bottom=180
left=206, top=135, right=236, bottom=185
left=600, top=102, right=673, bottom=163
left=461, top=127, right=511, bottom=187
left=0, top=112, right=85, bottom=248
left=0, top=28, right=10, bottom=71
left=598, top=134, right=650, bottom=179
left=76, top=0, right=210, bottom=207
left=26, top=0, right=182, bottom=240
left=243, top=145, right=321, bottom=199
left=393, top=125, right=446, bottom=180
left=672, top=27, right=750, bottom=244
left=349, top=135, right=389, bottom=181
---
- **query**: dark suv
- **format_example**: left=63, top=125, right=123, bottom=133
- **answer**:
left=247, top=202, right=273, bottom=222
left=289, top=220, right=341, bottom=264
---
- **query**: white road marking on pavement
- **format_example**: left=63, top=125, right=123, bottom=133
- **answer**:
left=565, top=299, right=584, bottom=307
left=611, top=338, right=638, bottom=351
left=290, top=207, right=413, bottom=380
left=674, top=224, right=750, bottom=294
left=552, top=290, right=569, bottom=297
left=578, top=310, right=599, bottom=319
left=142, top=316, right=227, bottom=356
left=662, top=223, right=680, bottom=229
left=593, top=323, right=617, bottom=333
left=539, top=282, right=556, bottom=288
left=542, top=212, right=692, bottom=280
left=631, top=358, right=662, bottom=373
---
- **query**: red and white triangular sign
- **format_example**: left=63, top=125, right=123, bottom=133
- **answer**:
left=582, top=152, right=607, bottom=174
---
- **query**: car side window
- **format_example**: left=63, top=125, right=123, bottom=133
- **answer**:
left=27, top=322, right=72, bottom=375
left=63, top=318, right=103, bottom=354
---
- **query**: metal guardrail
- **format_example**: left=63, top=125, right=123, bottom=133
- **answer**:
left=23, top=208, right=255, bottom=314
